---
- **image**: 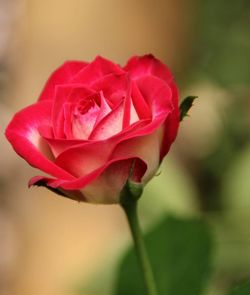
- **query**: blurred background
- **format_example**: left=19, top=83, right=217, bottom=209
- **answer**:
left=0, top=0, right=249, bottom=295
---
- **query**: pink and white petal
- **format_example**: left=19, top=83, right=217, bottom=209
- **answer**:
left=39, top=61, right=88, bottom=101
left=63, top=103, right=74, bottom=139
left=72, top=56, right=124, bottom=85
left=130, top=101, right=140, bottom=125
left=129, top=112, right=168, bottom=138
left=169, top=81, right=179, bottom=111
left=52, top=84, right=95, bottom=138
left=110, top=127, right=164, bottom=182
left=5, top=101, right=74, bottom=180
left=38, top=124, right=54, bottom=138
left=91, top=73, right=128, bottom=106
left=121, top=82, right=139, bottom=128
left=136, top=76, right=174, bottom=118
left=89, top=100, right=124, bottom=140
left=43, top=137, right=86, bottom=158
left=93, top=91, right=112, bottom=127
left=54, top=139, right=113, bottom=177
left=131, top=81, right=151, bottom=119
left=122, top=84, right=131, bottom=129
left=124, top=54, right=173, bottom=83
left=160, top=83, right=180, bottom=161
left=67, top=85, right=96, bottom=103
left=72, top=104, right=100, bottom=140
left=77, top=158, right=147, bottom=203
left=52, top=85, right=75, bottom=138
left=124, top=83, right=140, bottom=127
left=37, top=157, right=147, bottom=204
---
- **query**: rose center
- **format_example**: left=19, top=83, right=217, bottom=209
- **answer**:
left=71, top=96, right=100, bottom=140
left=77, top=98, right=95, bottom=115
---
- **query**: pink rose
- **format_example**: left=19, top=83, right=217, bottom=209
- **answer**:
left=5, top=55, right=179, bottom=203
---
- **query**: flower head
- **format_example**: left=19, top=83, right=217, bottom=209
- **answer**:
left=5, top=55, right=179, bottom=203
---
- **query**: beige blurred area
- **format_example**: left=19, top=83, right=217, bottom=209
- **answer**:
left=0, top=1, right=195, bottom=295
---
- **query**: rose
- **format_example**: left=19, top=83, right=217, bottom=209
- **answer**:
left=5, top=55, right=179, bottom=204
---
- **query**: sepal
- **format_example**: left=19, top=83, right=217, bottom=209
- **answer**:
left=119, top=162, right=144, bottom=207
left=179, top=96, right=197, bottom=121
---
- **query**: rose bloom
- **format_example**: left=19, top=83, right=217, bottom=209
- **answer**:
left=5, top=55, right=179, bottom=204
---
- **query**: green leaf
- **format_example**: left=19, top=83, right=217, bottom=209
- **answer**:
left=115, top=215, right=212, bottom=295
left=229, top=281, right=250, bottom=295
left=179, top=96, right=197, bottom=121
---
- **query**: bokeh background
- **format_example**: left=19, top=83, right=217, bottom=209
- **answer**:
left=0, top=0, right=250, bottom=295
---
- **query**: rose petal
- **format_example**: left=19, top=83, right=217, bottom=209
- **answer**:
left=93, top=91, right=112, bottom=127
left=39, top=61, right=88, bottom=101
left=122, top=81, right=132, bottom=129
left=91, top=73, right=128, bottom=107
left=42, top=137, right=87, bottom=158
left=111, top=127, right=164, bottom=182
left=54, top=137, right=115, bottom=177
left=124, top=54, right=173, bottom=83
left=63, top=103, right=74, bottom=139
left=136, top=76, right=174, bottom=118
left=30, top=157, right=147, bottom=204
left=38, top=124, right=54, bottom=138
left=131, top=81, right=152, bottom=119
left=72, top=56, right=124, bottom=85
left=72, top=103, right=100, bottom=140
left=52, top=84, right=95, bottom=138
left=160, top=82, right=180, bottom=160
left=89, top=100, right=124, bottom=140
left=5, top=101, right=74, bottom=179
left=75, top=158, right=147, bottom=203
left=130, top=100, right=140, bottom=125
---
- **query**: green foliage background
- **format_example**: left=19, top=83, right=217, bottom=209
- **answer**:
left=75, top=0, right=250, bottom=294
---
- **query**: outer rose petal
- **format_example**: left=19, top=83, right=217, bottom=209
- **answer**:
left=72, top=56, right=124, bottom=85
left=29, top=157, right=147, bottom=204
left=39, top=61, right=88, bottom=101
left=111, top=127, right=164, bottom=182
left=78, top=158, right=147, bottom=203
left=5, top=101, right=74, bottom=180
left=136, top=75, right=174, bottom=117
left=160, top=82, right=180, bottom=160
left=124, top=54, right=173, bottom=83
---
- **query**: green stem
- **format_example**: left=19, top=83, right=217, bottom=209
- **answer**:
left=121, top=200, right=158, bottom=295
